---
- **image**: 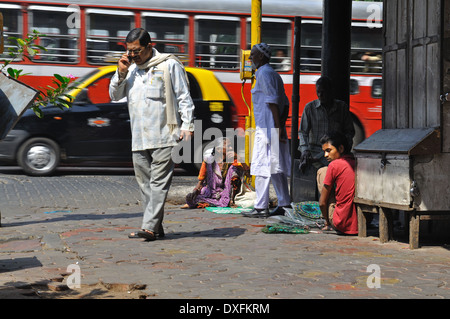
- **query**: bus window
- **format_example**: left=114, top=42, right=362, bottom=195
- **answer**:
left=300, top=21, right=383, bottom=75
left=0, top=4, right=22, bottom=61
left=351, top=25, right=383, bottom=74
left=246, top=18, right=292, bottom=72
left=371, top=79, right=382, bottom=99
left=350, top=79, right=360, bottom=95
left=300, top=21, right=322, bottom=72
left=28, top=5, right=79, bottom=63
left=86, top=9, right=134, bottom=64
left=195, top=16, right=240, bottom=70
left=142, top=13, right=189, bottom=65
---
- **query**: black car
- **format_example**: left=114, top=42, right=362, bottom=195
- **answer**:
left=0, top=66, right=238, bottom=175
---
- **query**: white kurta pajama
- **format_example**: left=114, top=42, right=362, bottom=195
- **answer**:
left=250, top=63, right=291, bottom=209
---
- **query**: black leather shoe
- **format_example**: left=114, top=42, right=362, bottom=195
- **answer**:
left=241, top=208, right=270, bottom=218
left=270, top=205, right=292, bottom=216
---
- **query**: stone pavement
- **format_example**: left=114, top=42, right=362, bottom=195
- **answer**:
left=0, top=172, right=449, bottom=301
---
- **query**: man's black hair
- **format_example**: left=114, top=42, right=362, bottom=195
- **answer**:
left=320, top=131, right=350, bottom=154
left=316, top=76, right=333, bottom=90
left=126, top=28, right=152, bottom=47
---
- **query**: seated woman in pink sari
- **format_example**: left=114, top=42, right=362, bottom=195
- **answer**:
left=183, top=138, right=250, bottom=208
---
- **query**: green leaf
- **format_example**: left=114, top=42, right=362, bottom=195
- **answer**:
left=67, top=84, right=79, bottom=91
left=7, top=67, right=15, bottom=78
left=26, top=47, right=37, bottom=56
left=6, top=67, right=21, bottom=79
left=32, top=30, right=45, bottom=37
left=32, top=106, right=44, bottom=118
left=16, top=38, right=26, bottom=47
left=8, top=36, right=19, bottom=43
left=54, top=74, right=65, bottom=84
left=52, top=79, right=61, bottom=88
left=32, top=45, right=47, bottom=52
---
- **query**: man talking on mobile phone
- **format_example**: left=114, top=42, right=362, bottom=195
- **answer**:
left=109, top=28, right=195, bottom=241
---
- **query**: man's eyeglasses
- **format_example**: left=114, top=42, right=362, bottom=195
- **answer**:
left=127, top=48, right=144, bottom=55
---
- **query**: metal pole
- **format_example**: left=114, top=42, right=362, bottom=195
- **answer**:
left=246, top=0, right=261, bottom=185
left=290, top=16, right=301, bottom=198
left=251, top=0, right=262, bottom=47
left=250, top=0, right=261, bottom=123
left=251, top=0, right=261, bottom=130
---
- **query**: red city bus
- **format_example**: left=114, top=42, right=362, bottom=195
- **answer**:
left=1, top=0, right=383, bottom=145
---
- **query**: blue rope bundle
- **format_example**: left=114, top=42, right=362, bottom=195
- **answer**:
left=292, top=201, right=322, bottom=219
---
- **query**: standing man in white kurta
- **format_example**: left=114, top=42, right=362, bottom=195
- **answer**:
left=109, top=28, right=195, bottom=240
left=241, top=43, right=291, bottom=218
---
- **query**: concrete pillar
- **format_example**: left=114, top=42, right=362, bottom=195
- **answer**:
left=321, top=0, right=352, bottom=105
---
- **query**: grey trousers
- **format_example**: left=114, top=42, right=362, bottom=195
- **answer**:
left=132, top=147, right=174, bottom=233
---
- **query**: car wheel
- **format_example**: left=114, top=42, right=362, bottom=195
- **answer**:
left=17, top=137, right=60, bottom=176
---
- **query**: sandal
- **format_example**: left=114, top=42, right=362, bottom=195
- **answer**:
left=129, top=229, right=157, bottom=240
left=321, top=225, right=333, bottom=231
left=137, top=229, right=156, bottom=241
left=128, top=232, right=141, bottom=238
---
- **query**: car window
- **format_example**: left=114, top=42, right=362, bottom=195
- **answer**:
left=187, top=73, right=201, bottom=100
left=74, top=73, right=113, bottom=105
left=87, top=76, right=112, bottom=104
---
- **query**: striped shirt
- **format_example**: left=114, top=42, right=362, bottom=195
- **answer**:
left=299, top=99, right=355, bottom=160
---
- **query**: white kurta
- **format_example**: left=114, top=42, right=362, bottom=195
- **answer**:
left=109, top=58, right=194, bottom=151
left=250, top=64, right=291, bottom=178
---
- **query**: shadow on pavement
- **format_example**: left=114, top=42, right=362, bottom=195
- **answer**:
left=0, top=256, right=42, bottom=273
left=0, top=212, right=143, bottom=228
left=161, top=227, right=247, bottom=240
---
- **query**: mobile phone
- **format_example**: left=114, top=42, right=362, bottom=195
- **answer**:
left=127, top=55, right=133, bottom=62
